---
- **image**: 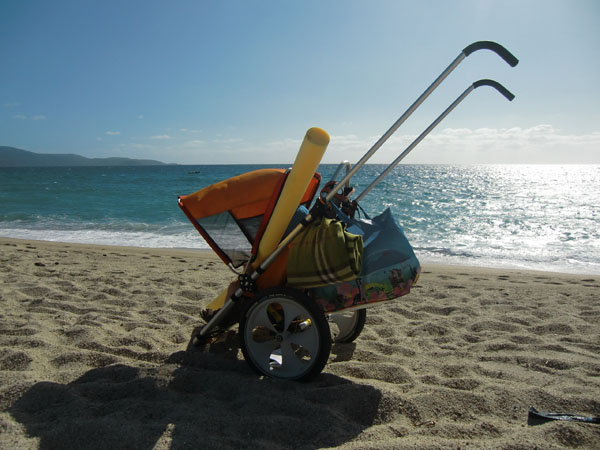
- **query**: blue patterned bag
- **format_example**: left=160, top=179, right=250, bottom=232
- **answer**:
left=309, top=207, right=421, bottom=312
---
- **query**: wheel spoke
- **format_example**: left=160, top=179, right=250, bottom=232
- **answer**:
left=332, top=312, right=357, bottom=328
left=279, top=341, right=307, bottom=375
left=254, top=304, right=278, bottom=334
left=281, top=302, right=309, bottom=332
left=330, top=312, right=358, bottom=340
left=287, top=327, right=319, bottom=353
left=248, top=339, right=278, bottom=370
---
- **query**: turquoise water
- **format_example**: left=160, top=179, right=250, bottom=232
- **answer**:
left=1, top=164, right=599, bottom=274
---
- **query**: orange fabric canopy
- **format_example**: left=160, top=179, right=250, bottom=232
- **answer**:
left=178, top=168, right=320, bottom=269
left=179, top=169, right=283, bottom=220
left=179, top=168, right=319, bottom=220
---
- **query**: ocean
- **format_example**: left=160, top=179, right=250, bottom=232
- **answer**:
left=1, top=164, right=599, bottom=275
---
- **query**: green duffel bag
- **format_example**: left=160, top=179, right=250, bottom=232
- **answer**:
left=286, top=217, right=363, bottom=288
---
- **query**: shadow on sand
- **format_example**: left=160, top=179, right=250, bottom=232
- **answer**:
left=10, top=333, right=382, bottom=450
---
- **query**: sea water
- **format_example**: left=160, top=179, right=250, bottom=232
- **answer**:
left=1, top=164, right=599, bottom=274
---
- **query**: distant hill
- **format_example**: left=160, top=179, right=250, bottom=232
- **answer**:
left=0, top=146, right=168, bottom=167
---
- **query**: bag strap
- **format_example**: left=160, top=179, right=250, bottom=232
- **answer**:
left=329, top=201, right=353, bottom=225
left=329, top=200, right=371, bottom=224
left=356, top=203, right=371, bottom=220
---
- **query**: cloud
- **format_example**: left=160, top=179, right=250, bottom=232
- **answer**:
left=329, top=124, right=600, bottom=164
left=150, top=134, right=171, bottom=140
left=13, top=113, right=47, bottom=120
left=212, top=137, right=244, bottom=145
left=183, top=139, right=206, bottom=147
left=180, top=128, right=202, bottom=133
left=137, top=114, right=144, bottom=119
left=127, top=143, right=154, bottom=149
left=435, top=125, right=599, bottom=163
left=105, top=131, right=121, bottom=135
left=102, top=124, right=600, bottom=165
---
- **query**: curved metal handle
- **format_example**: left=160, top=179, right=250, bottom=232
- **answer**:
left=197, top=42, right=520, bottom=341
left=355, top=78, right=516, bottom=202
left=463, top=41, right=519, bottom=67
left=473, top=79, right=515, bottom=101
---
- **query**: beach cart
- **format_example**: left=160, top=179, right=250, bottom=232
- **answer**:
left=179, top=41, right=518, bottom=381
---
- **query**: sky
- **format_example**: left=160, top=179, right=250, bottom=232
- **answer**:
left=1, top=0, right=599, bottom=164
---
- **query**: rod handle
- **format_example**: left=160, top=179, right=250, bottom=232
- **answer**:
left=463, top=41, right=519, bottom=67
left=473, top=79, right=515, bottom=101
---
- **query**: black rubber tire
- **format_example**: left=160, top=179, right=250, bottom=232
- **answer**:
left=330, top=309, right=367, bottom=343
left=239, top=287, right=332, bottom=381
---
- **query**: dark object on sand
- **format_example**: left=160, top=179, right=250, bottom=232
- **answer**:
left=528, top=407, right=600, bottom=425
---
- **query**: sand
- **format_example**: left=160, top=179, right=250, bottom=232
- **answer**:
left=0, top=237, right=599, bottom=449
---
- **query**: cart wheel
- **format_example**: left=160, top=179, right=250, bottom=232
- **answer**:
left=329, top=309, right=367, bottom=343
left=240, top=288, right=332, bottom=381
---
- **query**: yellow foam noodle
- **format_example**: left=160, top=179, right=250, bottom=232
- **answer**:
left=206, top=127, right=330, bottom=310
left=206, top=281, right=237, bottom=311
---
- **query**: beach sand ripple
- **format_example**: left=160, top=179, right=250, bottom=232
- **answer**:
left=1, top=238, right=599, bottom=449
